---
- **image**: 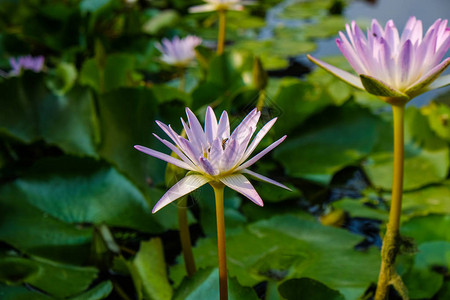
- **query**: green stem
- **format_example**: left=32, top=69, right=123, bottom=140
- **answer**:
left=375, top=104, right=405, bottom=300
left=177, top=197, right=196, bottom=277
left=217, top=10, right=226, bottom=55
left=256, top=89, right=266, bottom=111
left=178, top=69, right=186, bottom=92
left=212, top=183, right=228, bottom=300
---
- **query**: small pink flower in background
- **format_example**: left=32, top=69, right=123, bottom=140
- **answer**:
left=308, top=17, right=450, bottom=102
left=156, top=35, right=202, bottom=67
left=135, top=107, right=289, bottom=213
left=189, top=0, right=255, bottom=13
left=9, top=55, right=45, bottom=76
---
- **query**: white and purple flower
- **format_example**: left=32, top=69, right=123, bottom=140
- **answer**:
left=308, top=17, right=450, bottom=102
left=156, top=35, right=202, bottom=67
left=135, top=107, right=289, bottom=213
left=1, top=55, right=45, bottom=77
left=189, top=0, right=254, bottom=13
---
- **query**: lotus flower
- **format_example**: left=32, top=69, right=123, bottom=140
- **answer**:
left=135, top=107, right=289, bottom=213
left=156, top=36, right=202, bottom=67
left=7, top=55, right=45, bottom=77
left=308, top=17, right=450, bottom=104
left=189, top=0, right=254, bottom=13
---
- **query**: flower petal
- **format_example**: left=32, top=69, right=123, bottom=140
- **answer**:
left=188, top=4, right=216, bottom=13
left=186, top=108, right=207, bottom=147
left=236, top=135, right=287, bottom=171
left=134, top=145, right=194, bottom=171
left=152, top=134, right=199, bottom=171
left=217, top=110, right=230, bottom=139
left=241, top=169, right=291, bottom=191
left=307, top=55, right=364, bottom=90
left=153, top=175, right=210, bottom=213
left=204, top=106, right=218, bottom=144
left=240, top=117, right=277, bottom=164
left=426, top=74, right=450, bottom=90
left=406, top=57, right=450, bottom=97
left=220, top=174, right=263, bottom=206
left=359, top=74, right=409, bottom=98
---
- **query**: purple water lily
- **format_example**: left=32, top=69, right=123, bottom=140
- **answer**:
left=9, top=55, right=45, bottom=76
left=308, top=17, right=450, bottom=103
left=189, top=0, right=255, bottom=13
left=156, top=35, right=202, bottom=67
left=135, top=107, right=289, bottom=213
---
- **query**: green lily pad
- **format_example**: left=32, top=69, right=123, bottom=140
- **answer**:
left=277, top=0, right=331, bottom=19
left=401, top=182, right=450, bottom=219
left=278, top=278, right=345, bottom=300
left=0, top=284, right=52, bottom=300
left=274, top=103, right=379, bottom=184
left=68, top=281, right=113, bottom=300
left=364, top=107, right=449, bottom=190
left=401, top=215, right=450, bottom=244
left=173, top=268, right=259, bottom=300
left=129, top=238, right=173, bottom=300
left=331, top=198, right=389, bottom=222
left=0, top=156, right=165, bottom=234
left=0, top=74, right=98, bottom=157
left=0, top=255, right=98, bottom=298
left=171, top=214, right=380, bottom=299
left=422, top=101, right=450, bottom=142
left=0, top=195, right=92, bottom=264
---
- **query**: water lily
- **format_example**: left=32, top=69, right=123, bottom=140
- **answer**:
left=135, top=106, right=288, bottom=300
left=189, top=0, right=254, bottom=13
left=135, top=107, right=289, bottom=213
left=308, top=17, right=450, bottom=104
left=308, top=17, right=449, bottom=300
left=1, top=55, right=45, bottom=77
left=156, top=35, right=202, bottom=67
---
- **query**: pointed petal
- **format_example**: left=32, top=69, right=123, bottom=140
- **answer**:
left=236, top=135, right=287, bottom=171
left=152, top=175, right=210, bottom=213
left=231, top=108, right=259, bottom=144
left=220, top=174, right=263, bottom=206
left=307, top=55, right=364, bottom=90
left=134, top=145, right=194, bottom=171
left=152, top=134, right=198, bottom=170
left=199, top=156, right=217, bottom=175
left=241, top=169, right=291, bottom=191
left=188, top=4, right=216, bottom=13
left=240, top=117, right=277, bottom=164
left=359, top=74, right=409, bottom=98
left=220, top=138, right=238, bottom=171
left=217, top=110, right=230, bottom=139
left=186, top=108, right=206, bottom=146
left=426, top=74, right=450, bottom=90
left=399, top=40, right=413, bottom=83
left=406, top=57, right=450, bottom=97
left=204, top=106, right=218, bottom=144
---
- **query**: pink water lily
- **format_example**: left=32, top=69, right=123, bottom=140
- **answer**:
left=156, top=35, right=202, bottom=67
left=308, top=17, right=450, bottom=103
left=135, top=107, right=289, bottom=213
left=189, top=0, right=255, bottom=13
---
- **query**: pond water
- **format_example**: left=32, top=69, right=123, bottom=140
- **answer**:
left=264, top=0, right=450, bottom=106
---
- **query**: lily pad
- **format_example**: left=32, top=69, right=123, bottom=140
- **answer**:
left=363, top=107, right=449, bottom=190
left=0, top=284, right=52, bottom=300
left=173, top=268, right=259, bottom=300
left=274, top=103, right=379, bottom=184
left=0, top=156, right=165, bottom=234
left=278, top=278, right=345, bottom=300
left=171, top=214, right=380, bottom=299
left=331, top=198, right=389, bottom=222
left=401, top=181, right=450, bottom=219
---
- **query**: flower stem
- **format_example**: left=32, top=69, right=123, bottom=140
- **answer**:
left=177, top=196, right=196, bottom=277
left=217, top=10, right=227, bottom=55
left=178, top=68, right=186, bottom=92
left=212, top=183, right=228, bottom=300
left=375, top=104, right=405, bottom=300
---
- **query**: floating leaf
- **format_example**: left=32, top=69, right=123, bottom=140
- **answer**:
left=0, top=284, right=52, bottom=300
left=173, top=268, right=259, bottom=300
left=129, top=238, right=173, bottom=300
left=68, top=281, right=113, bottom=300
left=275, top=104, right=379, bottom=184
left=171, top=214, right=380, bottom=299
left=364, top=107, right=449, bottom=190
left=278, top=278, right=345, bottom=300
left=0, top=156, right=164, bottom=233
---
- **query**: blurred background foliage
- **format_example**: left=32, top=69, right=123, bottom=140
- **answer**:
left=0, top=0, right=449, bottom=299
